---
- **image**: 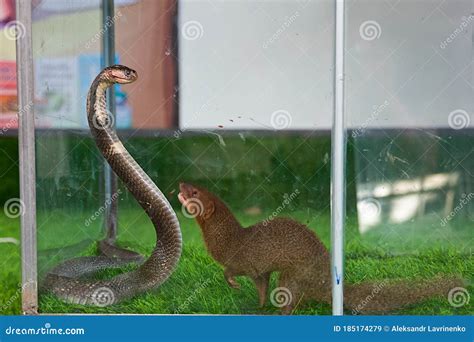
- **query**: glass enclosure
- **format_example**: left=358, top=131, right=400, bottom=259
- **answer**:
left=19, top=0, right=472, bottom=315
left=33, top=0, right=336, bottom=314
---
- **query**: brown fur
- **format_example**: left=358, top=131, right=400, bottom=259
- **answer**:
left=178, top=183, right=463, bottom=314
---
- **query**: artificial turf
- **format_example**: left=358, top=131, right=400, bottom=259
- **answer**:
left=0, top=208, right=472, bottom=315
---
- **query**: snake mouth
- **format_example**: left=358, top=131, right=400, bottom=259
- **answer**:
left=114, top=77, right=135, bottom=84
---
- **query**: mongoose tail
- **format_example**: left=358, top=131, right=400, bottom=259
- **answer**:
left=343, top=276, right=465, bottom=314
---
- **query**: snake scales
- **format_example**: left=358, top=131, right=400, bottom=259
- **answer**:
left=42, top=65, right=182, bottom=306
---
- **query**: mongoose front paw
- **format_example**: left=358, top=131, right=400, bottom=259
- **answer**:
left=226, top=277, right=241, bottom=289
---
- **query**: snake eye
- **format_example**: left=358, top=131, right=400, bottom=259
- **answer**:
left=124, top=70, right=131, bottom=77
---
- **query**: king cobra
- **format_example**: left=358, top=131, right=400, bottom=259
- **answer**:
left=42, top=65, right=182, bottom=306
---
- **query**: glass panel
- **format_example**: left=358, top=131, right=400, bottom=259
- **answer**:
left=32, top=0, right=105, bottom=311
left=35, top=0, right=335, bottom=315
left=0, top=0, right=21, bottom=315
left=180, top=0, right=334, bottom=130
left=346, top=0, right=473, bottom=314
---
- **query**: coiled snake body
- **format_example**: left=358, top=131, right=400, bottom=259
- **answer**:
left=43, top=65, right=182, bottom=306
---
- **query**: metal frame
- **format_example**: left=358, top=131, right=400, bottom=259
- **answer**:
left=331, top=0, right=346, bottom=315
left=101, top=0, right=119, bottom=243
left=17, top=0, right=38, bottom=315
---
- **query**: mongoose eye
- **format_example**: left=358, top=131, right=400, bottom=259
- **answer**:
left=192, top=190, right=198, bottom=196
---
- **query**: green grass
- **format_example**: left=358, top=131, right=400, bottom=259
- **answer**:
left=0, top=213, right=21, bottom=315
left=0, top=208, right=472, bottom=315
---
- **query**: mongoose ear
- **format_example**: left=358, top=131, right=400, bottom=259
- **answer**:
left=203, top=200, right=215, bottom=220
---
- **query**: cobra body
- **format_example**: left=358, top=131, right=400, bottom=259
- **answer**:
left=42, top=65, right=182, bottom=306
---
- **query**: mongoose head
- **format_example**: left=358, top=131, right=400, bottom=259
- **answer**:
left=178, top=182, right=216, bottom=221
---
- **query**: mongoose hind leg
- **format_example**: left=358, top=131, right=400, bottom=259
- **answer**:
left=278, top=270, right=304, bottom=315
left=252, top=272, right=271, bottom=307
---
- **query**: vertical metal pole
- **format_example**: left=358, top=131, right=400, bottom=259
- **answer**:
left=331, top=0, right=346, bottom=316
left=101, top=0, right=118, bottom=241
left=16, top=0, right=38, bottom=314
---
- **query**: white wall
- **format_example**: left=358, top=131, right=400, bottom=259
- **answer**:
left=179, top=0, right=473, bottom=130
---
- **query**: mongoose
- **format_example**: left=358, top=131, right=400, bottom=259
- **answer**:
left=178, top=182, right=464, bottom=314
